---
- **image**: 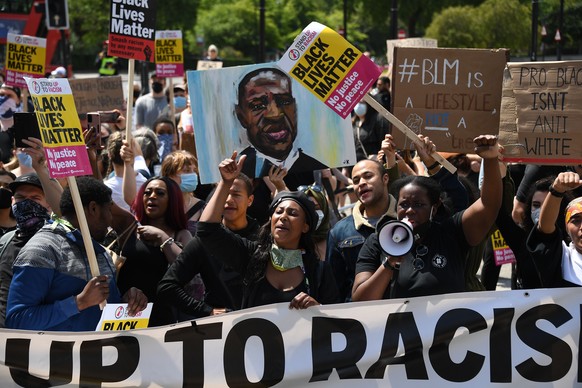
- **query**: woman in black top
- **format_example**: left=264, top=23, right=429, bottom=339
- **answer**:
left=352, top=135, right=502, bottom=300
left=197, top=151, right=339, bottom=309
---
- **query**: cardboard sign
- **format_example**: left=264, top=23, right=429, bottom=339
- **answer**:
left=386, top=37, right=438, bottom=65
left=499, top=61, right=582, bottom=165
left=278, top=22, right=381, bottom=119
left=69, top=76, right=124, bottom=115
left=491, top=229, right=515, bottom=266
left=4, top=33, right=46, bottom=88
left=196, top=60, right=223, bottom=70
left=155, top=30, right=184, bottom=77
left=392, top=47, right=507, bottom=153
left=24, top=78, right=92, bottom=178
left=108, top=0, right=157, bottom=62
left=96, top=303, right=153, bottom=331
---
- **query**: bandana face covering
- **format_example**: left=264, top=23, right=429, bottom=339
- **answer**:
left=12, top=198, right=49, bottom=235
left=270, top=244, right=304, bottom=271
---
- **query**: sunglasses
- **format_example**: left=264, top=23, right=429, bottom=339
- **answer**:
left=412, top=244, right=428, bottom=271
left=298, top=184, right=323, bottom=194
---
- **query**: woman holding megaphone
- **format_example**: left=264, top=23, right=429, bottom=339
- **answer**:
left=352, top=135, right=502, bottom=301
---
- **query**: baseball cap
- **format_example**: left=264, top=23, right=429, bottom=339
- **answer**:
left=173, top=84, right=186, bottom=92
left=269, top=191, right=317, bottom=233
left=9, top=173, right=43, bottom=192
left=51, top=66, right=67, bottom=77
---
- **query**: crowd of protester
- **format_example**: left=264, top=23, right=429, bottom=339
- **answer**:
left=0, top=67, right=580, bottom=333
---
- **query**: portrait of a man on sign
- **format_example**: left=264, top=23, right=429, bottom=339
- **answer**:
left=187, top=63, right=355, bottom=184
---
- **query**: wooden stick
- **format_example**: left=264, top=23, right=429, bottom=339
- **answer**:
left=363, top=94, right=457, bottom=174
left=125, top=59, right=135, bottom=140
left=66, top=176, right=99, bottom=278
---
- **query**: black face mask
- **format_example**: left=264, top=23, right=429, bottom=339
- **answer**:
left=0, top=188, right=12, bottom=209
left=151, top=82, right=164, bottom=93
left=133, top=91, right=141, bottom=99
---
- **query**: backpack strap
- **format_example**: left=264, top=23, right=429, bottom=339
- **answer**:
left=186, top=200, right=205, bottom=219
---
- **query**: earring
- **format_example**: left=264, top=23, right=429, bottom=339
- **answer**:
left=429, top=206, right=435, bottom=222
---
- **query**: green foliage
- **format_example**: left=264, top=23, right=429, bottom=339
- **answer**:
left=426, top=0, right=530, bottom=56
left=425, top=7, right=484, bottom=48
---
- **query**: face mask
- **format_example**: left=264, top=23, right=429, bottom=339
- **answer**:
left=531, top=207, right=541, bottom=225
left=157, top=133, right=173, bottom=161
left=354, top=102, right=367, bottom=116
left=0, top=188, right=12, bottom=209
left=12, top=198, right=49, bottom=234
left=179, top=172, right=198, bottom=193
left=151, top=81, right=164, bottom=94
left=174, top=96, right=187, bottom=109
left=17, top=152, right=32, bottom=168
left=133, top=91, right=141, bottom=100
left=315, top=209, right=324, bottom=230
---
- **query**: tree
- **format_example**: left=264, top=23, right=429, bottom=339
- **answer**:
left=425, top=0, right=530, bottom=56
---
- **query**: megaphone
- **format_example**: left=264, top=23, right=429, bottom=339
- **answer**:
left=378, top=218, right=414, bottom=257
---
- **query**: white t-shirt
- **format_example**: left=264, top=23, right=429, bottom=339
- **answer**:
left=104, top=155, right=149, bottom=212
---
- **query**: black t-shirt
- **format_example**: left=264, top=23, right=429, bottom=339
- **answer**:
left=356, top=212, right=468, bottom=299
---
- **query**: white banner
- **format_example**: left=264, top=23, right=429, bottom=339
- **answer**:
left=0, top=288, right=580, bottom=387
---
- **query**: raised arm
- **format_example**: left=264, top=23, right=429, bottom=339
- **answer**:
left=461, top=135, right=502, bottom=246
left=538, top=171, right=582, bottom=234
left=121, top=138, right=142, bottom=208
left=22, top=137, right=64, bottom=216
left=200, top=151, right=247, bottom=223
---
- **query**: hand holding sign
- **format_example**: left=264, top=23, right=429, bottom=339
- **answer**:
left=278, top=22, right=456, bottom=173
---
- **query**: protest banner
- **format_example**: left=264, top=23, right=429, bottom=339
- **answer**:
left=499, top=61, right=582, bottom=165
left=279, top=22, right=455, bottom=172
left=0, top=288, right=580, bottom=387
left=391, top=47, right=508, bottom=154
left=107, top=0, right=156, bottom=62
left=155, top=30, right=184, bottom=78
left=4, top=33, right=46, bottom=88
left=69, top=76, right=124, bottom=116
left=278, top=22, right=381, bottom=119
left=24, top=77, right=101, bottom=280
left=196, top=59, right=223, bottom=70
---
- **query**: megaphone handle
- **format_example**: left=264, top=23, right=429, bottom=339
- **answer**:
left=382, top=256, right=400, bottom=272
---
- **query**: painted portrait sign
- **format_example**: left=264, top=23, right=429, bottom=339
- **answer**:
left=187, top=63, right=355, bottom=184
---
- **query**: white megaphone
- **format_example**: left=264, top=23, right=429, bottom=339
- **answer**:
left=378, top=217, right=414, bottom=257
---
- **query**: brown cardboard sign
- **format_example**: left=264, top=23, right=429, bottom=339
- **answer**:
left=69, top=76, right=124, bottom=116
left=392, top=47, right=507, bottom=153
left=500, top=61, right=582, bottom=165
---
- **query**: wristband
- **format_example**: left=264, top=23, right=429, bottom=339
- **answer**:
left=548, top=185, right=564, bottom=198
left=382, top=256, right=399, bottom=271
left=160, top=237, right=175, bottom=251
left=425, top=161, right=440, bottom=170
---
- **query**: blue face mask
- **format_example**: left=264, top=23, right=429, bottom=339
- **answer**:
left=531, top=207, right=541, bottom=225
left=174, top=96, right=187, bottom=109
left=17, top=152, right=32, bottom=168
left=157, top=133, right=173, bottom=161
left=179, top=172, right=198, bottom=193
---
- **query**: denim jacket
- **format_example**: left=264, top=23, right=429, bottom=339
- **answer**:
left=326, top=195, right=397, bottom=302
